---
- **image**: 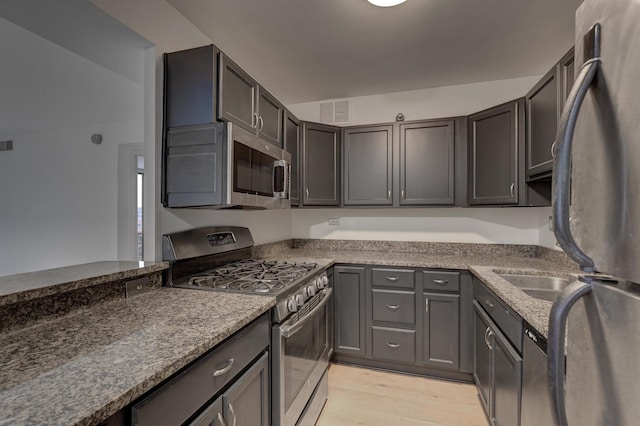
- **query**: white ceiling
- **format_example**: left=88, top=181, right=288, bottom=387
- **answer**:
left=168, top=0, right=583, bottom=105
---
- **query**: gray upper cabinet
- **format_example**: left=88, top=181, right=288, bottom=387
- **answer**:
left=218, top=53, right=258, bottom=134
left=284, top=111, right=301, bottom=206
left=468, top=99, right=524, bottom=206
left=218, top=53, right=284, bottom=147
left=302, top=122, right=341, bottom=206
left=525, top=65, right=561, bottom=178
left=343, top=125, right=393, bottom=206
left=559, top=47, right=575, bottom=109
left=257, top=88, right=284, bottom=147
left=400, top=120, right=456, bottom=206
left=164, top=45, right=219, bottom=128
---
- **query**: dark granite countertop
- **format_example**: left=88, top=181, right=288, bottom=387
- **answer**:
left=254, top=240, right=579, bottom=337
left=0, top=288, right=275, bottom=425
left=0, top=261, right=169, bottom=307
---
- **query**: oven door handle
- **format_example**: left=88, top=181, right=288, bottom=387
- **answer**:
left=281, top=288, right=332, bottom=339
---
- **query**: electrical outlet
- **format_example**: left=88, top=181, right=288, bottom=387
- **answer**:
left=328, top=218, right=340, bottom=226
left=548, top=216, right=553, bottom=231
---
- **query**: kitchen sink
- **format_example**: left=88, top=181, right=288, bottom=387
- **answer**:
left=498, top=273, right=571, bottom=301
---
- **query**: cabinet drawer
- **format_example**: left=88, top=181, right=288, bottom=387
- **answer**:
left=422, top=271, right=460, bottom=292
left=371, top=268, right=415, bottom=289
left=474, top=280, right=522, bottom=352
left=132, top=314, right=269, bottom=426
left=372, top=290, right=415, bottom=325
left=371, top=327, right=416, bottom=364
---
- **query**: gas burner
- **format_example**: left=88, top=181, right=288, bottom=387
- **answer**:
left=184, top=259, right=318, bottom=295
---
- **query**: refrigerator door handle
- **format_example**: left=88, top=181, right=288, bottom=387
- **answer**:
left=552, top=24, right=601, bottom=272
left=548, top=278, right=593, bottom=426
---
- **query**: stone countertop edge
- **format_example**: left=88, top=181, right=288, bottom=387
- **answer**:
left=0, top=289, right=275, bottom=426
left=0, top=261, right=169, bottom=307
left=258, top=247, right=577, bottom=338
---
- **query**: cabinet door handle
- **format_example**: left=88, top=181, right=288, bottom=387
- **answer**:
left=425, top=297, right=429, bottom=313
left=551, top=140, right=557, bottom=159
left=387, top=342, right=400, bottom=349
left=401, top=189, right=405, bottom=199
left=258, top=115, right=264, bottom=131
left=385, top=276, right=399, bottom=282
left=386, top=304, right=400, bottom=311
left=510, top=183, right=515, bottom=197
left=306, top=188, right=310, bottom=199
left=212, top=358, right=234, bottom=377
left=388, top=190, right=391, bottom=200
left=217, top=412, right=227, bottom=426
left=484, top=300, right=494, bottom=309
left=433, top=279, right=448, bottom=286
left=228, top=402, right=237, bottom=426
left=484, top=327, right=493, bottom=350
left=252, top=112, right=259, bottom=128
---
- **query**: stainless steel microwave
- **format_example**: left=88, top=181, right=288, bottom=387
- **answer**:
left=163, top=122, right=290, bottom=209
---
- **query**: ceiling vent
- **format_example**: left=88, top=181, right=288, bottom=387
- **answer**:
left=0, top=140, right=13, bottom=152
left=319, top=100, right=350, bottom=124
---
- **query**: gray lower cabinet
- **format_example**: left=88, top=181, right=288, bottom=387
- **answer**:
left=302, top=122, right=341, bottom=206
left=284, top=111, right=301, bottom=206
left=190, top=352, right=269, bottom=426
left=333, top=265, right=472, bottom=380
left=132, top=315, right=269, bottom=426
left=333, top=266, right=366, bottom=356
left=422, top=292, right=459, bottom=370
left=343, top=125, right=393, bottom=206
left=468, top=99, right=524, bottom=206
left=399, top=120, right=456, bottom=206
left=473, top=283, right=523, bottom=426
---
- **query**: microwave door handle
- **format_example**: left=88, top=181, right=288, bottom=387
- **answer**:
left=548, top=279, right=593, bottom=426
left=280, top=288, right=332, bottom=338
left=552, top=24, right=600, bottom=272
left=273, top=159, right=288, bottom=199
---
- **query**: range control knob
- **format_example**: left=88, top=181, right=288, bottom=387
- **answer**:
left=321, top=275, right=329, bottom=286
left=306, top=285, right=317, bottom=297
left=295, top=294, right=305, bottom=307
left=287, top=297, right=298, bottom=313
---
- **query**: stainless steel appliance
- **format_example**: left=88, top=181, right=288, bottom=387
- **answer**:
left=164, top=122, right=290, bottom=209
left=549, top=0, right=640, bottom=425
left=162, top=226, right=332, bottom=426
left=521, top=325, right=553, bottom=426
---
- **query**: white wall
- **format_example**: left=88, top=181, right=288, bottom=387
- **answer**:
left=0, top=17, right=144, bottom=276
left=291, top=208, right=544, bottom=245
left=92, top=0, right=293, bottom=247
left=287, top=76, right=541, bottom=126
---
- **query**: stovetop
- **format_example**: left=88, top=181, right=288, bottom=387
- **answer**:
left=174, top=259, right=319, bottom=296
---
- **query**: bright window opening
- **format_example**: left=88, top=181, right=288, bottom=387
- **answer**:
left=136, top=155, right=144, bottom=261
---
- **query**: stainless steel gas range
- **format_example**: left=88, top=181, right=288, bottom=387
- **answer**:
left=162, top=226, right=332, bottom=426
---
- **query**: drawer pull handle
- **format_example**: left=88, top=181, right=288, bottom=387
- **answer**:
left=213, top=358, right=234, bottom=377
left=425, top=297, right=429, bottom=313
left=485, top=327, right=493, bottom=350
left=485, top=300, right=494, bottom=309
left=386, top=304, right=400, bottom=311
left=217, top=412, right=227, bottom=426
left=387, top=342, right=400, bottom=349
left=386, top=276, right=400, bottom=282
left=433, top=279, right=449, bottom=286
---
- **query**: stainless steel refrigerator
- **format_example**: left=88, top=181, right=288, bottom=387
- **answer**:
left=549, top=0, right=640, bottom=425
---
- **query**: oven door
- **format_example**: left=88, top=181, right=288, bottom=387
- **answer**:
left=272, top=288, right=333, bottom=426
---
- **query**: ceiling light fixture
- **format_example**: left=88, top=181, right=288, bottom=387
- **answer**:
left=367, top=0, right=407, bottom=7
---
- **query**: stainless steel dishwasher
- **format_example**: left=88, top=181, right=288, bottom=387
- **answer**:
left=520, top=324, right=554, bottom=426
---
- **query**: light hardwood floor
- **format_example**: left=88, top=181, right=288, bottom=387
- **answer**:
left=316, top=363, right=488, bottom=426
